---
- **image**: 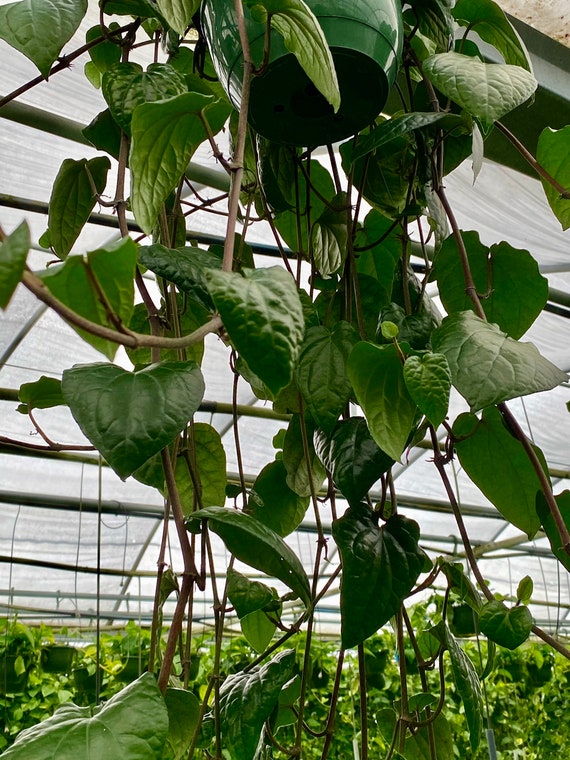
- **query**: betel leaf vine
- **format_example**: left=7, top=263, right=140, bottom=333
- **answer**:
left=1, top=0, right=570, bottom=758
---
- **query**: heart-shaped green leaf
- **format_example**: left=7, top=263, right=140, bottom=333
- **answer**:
left=310, top=193, right=348, bottom=276
left=130, top=92, right=231, bottom=233
left=40, top=236, right=138, bottom=360
left=0, top=0, right=87, bottom=78
left=423, top=52, right=537, bottom=129
left=164, top=688, right=200, bottom=760
left=537, top=126, right=570, bottom=231
left=432, top=311, right=568, bottom=412
left=0, top=221, right=29, bottom=310
left=431, top=231, right=548, bottom=339
left=296, top=322, right=359, bottom=433
left=2, top=673, right=168, bottom=758
left=175, top=423, right=227, bottom=513
left=479, top=600, right=533, bottom=650
left=187, top=507, right=311, bottom=606
left=209, top=267, right=305, bottom=396
left=403, top=352, right=451, bottom=428
left=240, top=608, right=277, bottom=654
left=227, top=568, right=275, bottom=620
left=187, top=506, right=311, bottom=607
left=247, top=459, right=309, bottom=536
left=18, top=376, right=64, bottom=414
left=102, top=62, right=188, bottom=135
left=139, top=243, right=222, bottom=311
left=47, top=157, right=111, bottom=258
left=453, top=0, right=532, bottom=70
left=219, top=649, right=295, bottom=760
left=348, top=342, right=418, bottom=462
left=352, top=112, right=465, bottom=162
left=314, top=417, right=394, bottom=506
left=62, top=361, right=205, bottom=479
left=156, top=0, right=200, bottom=35
left=453, top=407, right=545, bottom=538
left=282, top=414, right=326, bottom=498
left=333, top=507, right=425, bottom=648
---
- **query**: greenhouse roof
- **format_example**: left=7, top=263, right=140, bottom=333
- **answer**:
left=0, top=2, right=569, bottom=641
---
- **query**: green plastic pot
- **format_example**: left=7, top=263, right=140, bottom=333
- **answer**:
left=201, top=0, right=402, bottom=146
left=41, top=645, right=76, bottom=674
left=117, top=655, right=148, bottom=682
left=0, top=655, right=30, bottom=694
left=73, top=666, right=97, bottom=693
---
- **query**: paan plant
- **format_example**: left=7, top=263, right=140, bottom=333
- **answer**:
left=1, top=0, right=570, bottom=758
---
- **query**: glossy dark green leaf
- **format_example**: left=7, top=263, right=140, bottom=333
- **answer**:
left=536, top=490, right=570, bottom=573
left=341, top=136, right=414, bottom=219
left=377, top=707, right=454, bottom=760
left=479, top=600, right=533, bottom=650
left=47, top=156, right=110, bottom=258
left=165, top=687, right=200, bottom=760
left=443, top=625, right=483, bottom=751
left=62, top=361, right=204, bottom=480
left=39, top=236, right=138, bottom=360
left=517, top=576, right=533, bottom=605
left=423, top=53, right=537, bottom=130
left=453, top=0, right=532, bottom=70
left=332, top=507, right=425, bottom=648
left=187, top=507, right=311, bottom=607
left=406, top=0, right=455, bottom=52
left=248, top=459, right=309, bottom=537
left=431, top=231, right=548, bottom=338
left=2, top=673, right=168, bottom=758
left=208, top=267, right=304, bottom=396
left=82, top=109, right=122, bottom=160
left=85, top=24, right=121, bottom=75
left=102, top=62, right=188, bottom=135
left=218, top=649, right=295, bottom=760
left=453, top=407, right=544, bottom=538
left=438, top=559, right=482, bottom=611
left=227, top=568, right=275, bottom=620
left=130, top=92, right=231, bottom=233
left=314, top=417, right=394, bottom=506
left=403, top=353, right=451, bottom=428
left=0, top=221, right=29, bottom=309
left=138, top=243, right=222, bottom=311
left=537, top=125, right=570, bottom=230
left=282, top=414, right=326, bottom=498
left=0, top=0, right=87, bottom=78
left=156, top=0, right=199, bottom=35
left=310, top=193, right=348, bottom=276
left=296, top=322, right=359, bottom=433
left=18, top=376, right=64, bottom=413
left=348, top=342, right=417, bottom=462
left=432, top=311, right=568, bottom=412
left=240, top=610, right=277, bottom=654
left=352, top=112, right=464, bottom=162
left=175, top=423, right=226, bottom=513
